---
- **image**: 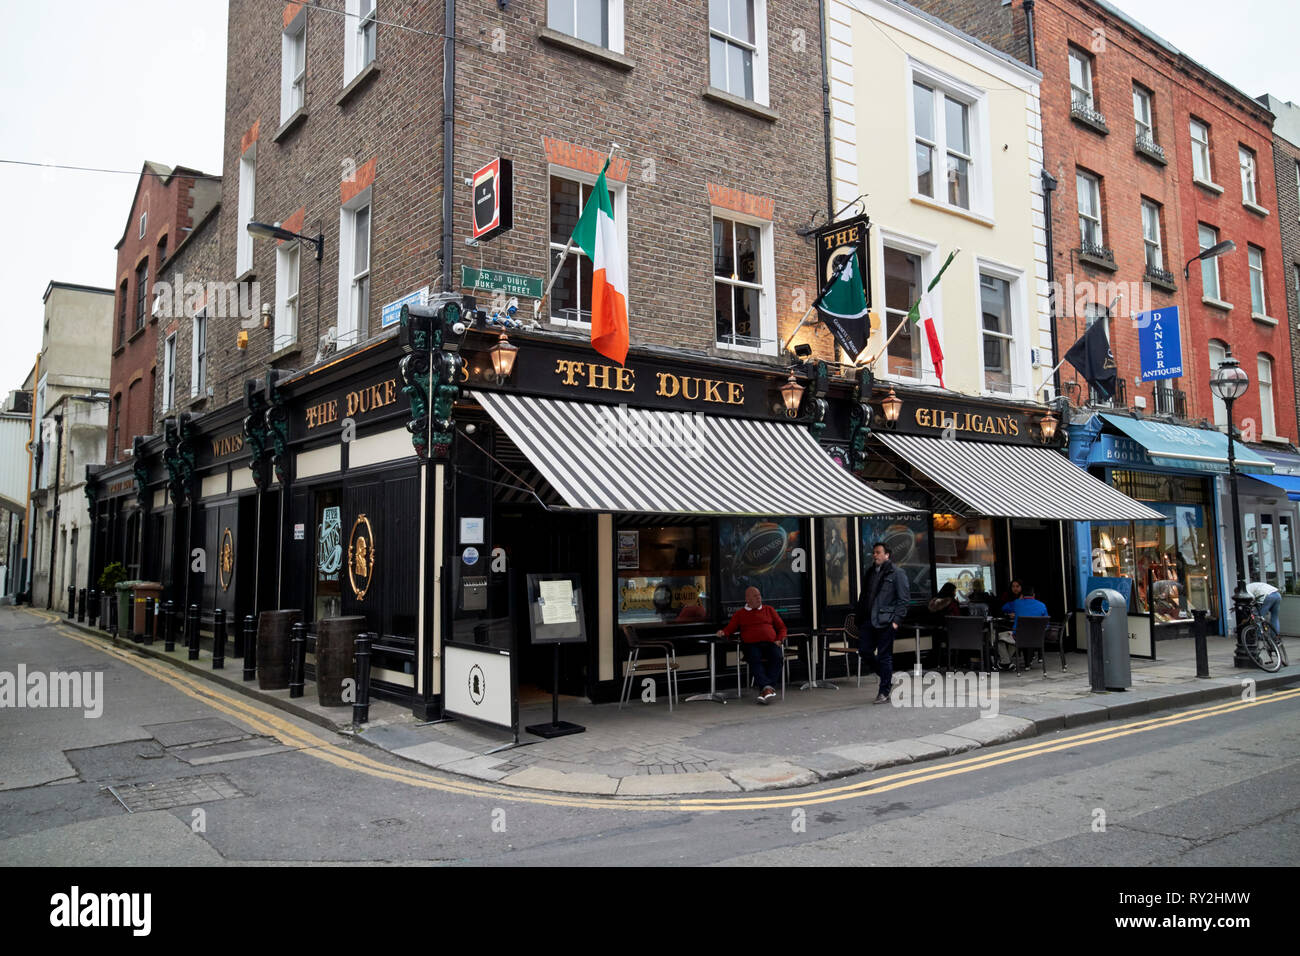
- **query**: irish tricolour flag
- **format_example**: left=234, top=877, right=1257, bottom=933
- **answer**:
left=570, top=162, right=629, bottom=366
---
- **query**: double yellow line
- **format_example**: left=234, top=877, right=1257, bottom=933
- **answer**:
left=39, top=611, right=1300, bottom=813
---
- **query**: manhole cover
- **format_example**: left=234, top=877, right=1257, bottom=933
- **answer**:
left=143, top=718, right=249, bottom=749
left=106, top=773, right=245, bottom=813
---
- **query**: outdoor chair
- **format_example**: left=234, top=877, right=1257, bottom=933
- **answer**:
left=944, top=616, right=989, bottom=673
left=1009, top=615, right=1050, bottom=677
left=619, top=624, right=679, bottom=711
left=1043, top=620, right=1068, bottom=672
left=825, top=614, right=865, bottom=686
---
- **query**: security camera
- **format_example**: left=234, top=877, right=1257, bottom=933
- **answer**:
left=506, top=297, right=519, bottom=316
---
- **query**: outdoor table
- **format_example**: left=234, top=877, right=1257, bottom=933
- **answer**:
left=686, top=635, right=742, bottom=703
left=903, top=624, right=932, bottom=678
left=800, top=629, right=839, bottom=690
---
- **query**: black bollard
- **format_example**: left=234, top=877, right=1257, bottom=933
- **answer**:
left=212, top=608, right=226, bottom=669
left=289, top=622, right=306, bottom=698
left=163, top=600, right=176, bottom=652
left=144, top=596, right=155, bottom=645
left=352, top=632, right=373, bottom=726
left=242, top=615, right=257, bottom=681
left=187, top=604, right=200, bottom=660
left=77, top=588, right=86, bottom=623
left=88, top=589, right=99, bottom=627
left=67, top=586, right=75, bottom=618
left=1087, top=613, right=1106, bottom=694
left=1192, top=608, right=1210, bottom=679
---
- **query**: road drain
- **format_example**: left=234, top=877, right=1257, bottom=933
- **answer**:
left=106, top=773, right=245, bottom=813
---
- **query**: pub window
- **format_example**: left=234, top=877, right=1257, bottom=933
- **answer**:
left=548, top=172, right=627, bottom=328
left=314, top=489, right=344, bottom=622
left=719, top=516, right=805, bottom=620
left=616, top=520, right=711, bottom=624
left=932, top=514, right=996, bottom=608
left=859, top=511, right=932, bottom=611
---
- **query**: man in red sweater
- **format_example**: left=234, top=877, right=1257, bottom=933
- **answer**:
left=718, top=586, right=787, bottom=703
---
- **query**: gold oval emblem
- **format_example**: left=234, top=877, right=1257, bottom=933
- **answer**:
left=219, top=527, right=234, bottom=591
left=347, top=514, right=376, bottom=601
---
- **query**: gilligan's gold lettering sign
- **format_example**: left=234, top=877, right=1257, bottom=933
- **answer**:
left=305, top=378, right=400, bottom=430
left=211, top=431, right=244, bottom=459
left=552, top=359, right=744, bottom=406
left=915, top=407, right=1021, bottom=437
left=348, top=514, right=376, bottom=600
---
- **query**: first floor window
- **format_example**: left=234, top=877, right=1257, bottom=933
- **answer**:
left=1141, top=199, right=1164, bottom=272
left=1198, top=224, right=1221, bottom=300
left=883, top=246, right=922, bottom=379
left=1069, top=47, right=1094, bottom=111
left=1077, top=171, right=1102, bottom=249
left=237, top=148, right=256, bottom=275
left=1258, top=354, right=1275, bottom=437
left=163, top=334, right=176, bottom=412
left=980, top=273, right=1013, bottom=394
left=713, top=215, right=764, bottom=348
left=548, top=173, right=626, bottom=328
left=1249, top=245, right=1266, bottom=315
left=1133, top=83, right=1155, bottom=143
left=192, top=311, right=208, bottom=397
left=1208, top=340, right=1229, bottom=428
left=338, top=196, right=371, bottom=343
left=276, top=241, right=301, bottom=350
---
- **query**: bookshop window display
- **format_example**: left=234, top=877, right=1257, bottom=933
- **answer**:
left=1089, top=471, right=1220, bottom=622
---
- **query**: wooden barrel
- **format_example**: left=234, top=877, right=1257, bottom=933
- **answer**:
left=257, top=609, right=301, bottom=690
left=316, top=616, right=366, bottom=706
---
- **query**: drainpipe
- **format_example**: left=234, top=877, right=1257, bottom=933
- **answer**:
left=1042, top=170, right=1061, bottom=399
left=440, top=0, right=456, bottom=292
left=818, top=0, right=835, bottom=217
left=1023, top=0, right=1038, bottom=69
left=47, top=413, right=63, bottom=610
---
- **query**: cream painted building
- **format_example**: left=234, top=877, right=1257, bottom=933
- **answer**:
left=827, top=0, right=1051, bottom=401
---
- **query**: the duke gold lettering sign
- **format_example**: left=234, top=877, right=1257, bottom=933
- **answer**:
left=915, top=407, right=1021, bottom=437
left=305, top=378, right=400, bottom=430
left=211, top=432, right=244, bottom=459
left=305, top=399, right=339, bottom=430
left=656, top=372, right=744, bottom=405
left=554, top=360, right=636, bottom=392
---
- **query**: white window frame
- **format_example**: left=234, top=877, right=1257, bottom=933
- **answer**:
left=711, top=209, right=775, bottom=356
left=547, top=0, right=625, bottom=54
left=337, top=187, right=372, bottom=345
left=1068, top=47, right=1094, bottom=110
left=1208, top=340, right=1229, bottom=429
left=237, top=144, right=256, bottom=276
left=974, top=258, right=1029, bottom=398
left=1191, top=118, right=1213, bottom=183
left=1076, top=170, right=1102, bottom=248
left=162, top=333, right=177, bottom=413
left=708, top=0, right=769, bottom=106
left=275, top=240, right=301, bottom=351
left=344, top=0, right=377, bottom=84
left=1249, top=244, right=1267, bottom=316
left=138, top=211, right=147, bottom=239
left=1199, top=224, right=1222, bottom=301
left=1132, top=83, right=1154, bottom=142
left=280, top=9, right=307, bottom=123
left=1258, top=354, right=1276, bottom=439
left=1239, top=145, right=1258, bottom=206
left=1141, top=198, right=1163, bottom=272
left=546, top=168, right=629, bottom=331
left=907, top=61, right=991, bottom=218
left=876, top=229, right=942, bottom=387
left=191, top=310, right=208, bottom=398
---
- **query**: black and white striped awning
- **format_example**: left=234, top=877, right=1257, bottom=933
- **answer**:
left=472, top=391, right=912, bottom=517
left=875, top=432, right=1163, bottom=521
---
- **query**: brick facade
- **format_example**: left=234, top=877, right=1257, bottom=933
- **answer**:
left=207, top=0, right=830, bottom=407
left=909, top=0, right=1297, bottom=444
left=1264, top=126, right=1300, bottom=435
left=110, top=163, right=220, bottom=461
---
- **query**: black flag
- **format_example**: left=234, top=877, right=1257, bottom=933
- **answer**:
left=1065, top=320, right=1117, bottom=400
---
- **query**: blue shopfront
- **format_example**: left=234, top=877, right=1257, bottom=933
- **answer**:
left=1067, top=413, right=1274, bottom=646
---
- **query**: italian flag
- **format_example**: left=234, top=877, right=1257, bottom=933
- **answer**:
left=571, top=162, right=629, bottom=366
left=906, top=250, right=957, bottom=388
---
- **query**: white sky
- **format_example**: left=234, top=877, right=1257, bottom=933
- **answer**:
left=0, top=0, right=1295, bottom=397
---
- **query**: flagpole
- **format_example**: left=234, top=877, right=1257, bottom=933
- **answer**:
left=534, top=143, right=620, bottom=322
left=859, top=248, right=959, bottom=368
left=778, top=250, right=857, bottom=355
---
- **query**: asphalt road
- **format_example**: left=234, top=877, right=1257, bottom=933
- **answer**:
left=2, top=606, right=1298, bottom=868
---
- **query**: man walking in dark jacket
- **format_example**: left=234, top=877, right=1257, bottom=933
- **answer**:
left=855, top=541, right=911, bottom=704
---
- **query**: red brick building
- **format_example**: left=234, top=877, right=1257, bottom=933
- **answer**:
left=109, top=162, right=220, bottom=462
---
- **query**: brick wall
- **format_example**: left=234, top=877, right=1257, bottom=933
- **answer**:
left=209, top=0, right=830, bottom=406
left=1269, top=133, right=1300, bottom=437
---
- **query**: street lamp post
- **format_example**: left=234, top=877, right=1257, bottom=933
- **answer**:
left=1209, top=353, right=1251, bottom=666
left=1183, top=238, right=1236, bottom=280
left=246, top=221, right=325, bottom=352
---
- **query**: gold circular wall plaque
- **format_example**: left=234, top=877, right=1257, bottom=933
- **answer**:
left=219, top=527, right=234, bottom=591
left=347, top=514, right=376, bottom=601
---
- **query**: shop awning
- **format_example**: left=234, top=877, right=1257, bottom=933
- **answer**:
left=1099, top=414, right=1274, bottom=475
left=471, top=391, right=913, bottom=516
left=875, top=432, right=1164, bottom=521
left=1250, top=473, right=1300, bottom=501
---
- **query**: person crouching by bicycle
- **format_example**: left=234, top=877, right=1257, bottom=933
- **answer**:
left=1246, top=581, right=1282, bottom=635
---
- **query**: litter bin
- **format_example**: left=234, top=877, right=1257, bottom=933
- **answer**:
left=115, top=581, right=142, bottom=639
left=131, top=582, right=164, bottom=639
left=1085, top=587, right=1131, bottom=690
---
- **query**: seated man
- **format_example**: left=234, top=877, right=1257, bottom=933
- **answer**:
left=718, top=586, right=787, bottom=704
left=996, top=584, right=1049, bottom=669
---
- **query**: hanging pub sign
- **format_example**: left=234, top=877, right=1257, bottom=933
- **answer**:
left=470, top=157, right=513, bottom=242
left=815, top=214, right=872, bottom=359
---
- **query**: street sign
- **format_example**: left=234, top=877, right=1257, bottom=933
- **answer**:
left=1136, top=305, right=1183, bottom=381
left=460, top=266, right=543, bottom=299
left=381, top=287, right=429, bottom=328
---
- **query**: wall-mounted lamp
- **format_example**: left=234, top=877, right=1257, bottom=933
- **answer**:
left=881, top=387, right=903, bottom=426
left=260, top=302, right=273, bottom=329
left=780, top=372, right=805, bottom=419
left=1038, top=409, right=1059, bottom=443
left=488, top=333, right=519, bottom=385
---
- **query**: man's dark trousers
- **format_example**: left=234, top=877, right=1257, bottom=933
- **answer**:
left=743, top=641, right=783, bottom=690
left=864, top=625, right=894, bottom=693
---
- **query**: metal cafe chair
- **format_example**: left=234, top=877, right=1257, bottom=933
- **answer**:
left=1044, top=621, right=1068, bottom=672
left=1008, top=615, right=1050, bottom=677
left=825, top=614, right=865, bottom=686
left=944, top=616, right=989, bottom=673
left=619, top=625, right=679, bottom=711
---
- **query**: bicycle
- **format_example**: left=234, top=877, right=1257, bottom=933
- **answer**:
left=1239, top=598, right=1287, bottom=672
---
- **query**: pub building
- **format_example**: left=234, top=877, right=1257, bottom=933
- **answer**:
left=1066, top=412, right=1278, bottom=646
left=82, top=297, right=1164, bottom=727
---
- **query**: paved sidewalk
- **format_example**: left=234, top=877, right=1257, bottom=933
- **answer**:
left=42, top=609, right=1300, bottom=797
